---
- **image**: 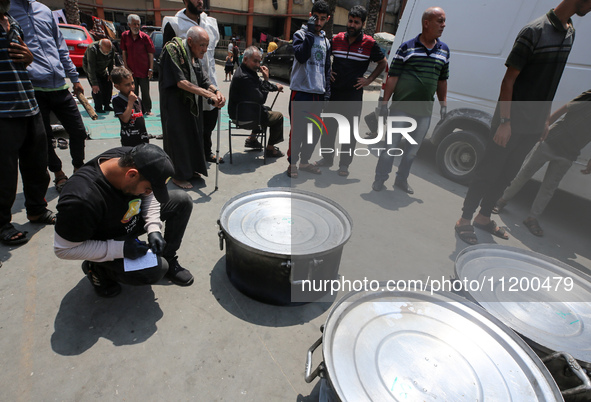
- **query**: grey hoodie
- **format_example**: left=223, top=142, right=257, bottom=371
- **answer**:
left=289, top=24, right=331, bottom=97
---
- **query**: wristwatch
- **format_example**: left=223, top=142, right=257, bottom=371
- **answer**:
left=500, top=117, right=511, bottom=124
left=148, top=69, right=153, bottom=72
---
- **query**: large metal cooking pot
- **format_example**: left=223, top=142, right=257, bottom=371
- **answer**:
left=305, top=288, right=564, bottom=401
left=218, top=188, right=352, bottom=305
left=455, top=245, right=591, bottom=401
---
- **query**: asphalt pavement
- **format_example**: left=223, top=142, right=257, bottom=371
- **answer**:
left=1, top=68, right=590, bottom=401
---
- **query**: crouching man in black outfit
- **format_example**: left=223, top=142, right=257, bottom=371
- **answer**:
left=54, top=144, right=194, bottom=297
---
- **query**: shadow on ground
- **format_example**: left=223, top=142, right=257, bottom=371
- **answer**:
left=209, top=256, right=333, bottom=327
left=51, top=279, right=163, bottom=355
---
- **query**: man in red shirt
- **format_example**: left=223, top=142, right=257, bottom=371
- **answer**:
left=315, top=5, right=386, bottom=177
left=121, top=14, right=155, bottom=115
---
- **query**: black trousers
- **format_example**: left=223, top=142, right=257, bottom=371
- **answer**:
left=35, top=89, right=86, bottom=172
left=134, top=77, right=152, bottom=113
left=320, top=88, right=364, bottom=167
left=288, top=91, right=324, bottom=165
left=462, top=132, right=539, bottom=220
left=91, top=74, right=113, bottom=111
left=202, top=108, right=219, bottom=156
left=93, top=190, right=193, bottom=286
left=0, top=113, right=50, bottom=227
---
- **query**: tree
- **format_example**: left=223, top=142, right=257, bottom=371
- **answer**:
left=64, top=0, right=81, bottom=26
left=365, top=0, right=382, bottom=36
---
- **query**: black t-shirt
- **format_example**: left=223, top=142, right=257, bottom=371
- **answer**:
left=55, top=147, right=145, bottom=242
left=112, top=94, right=149, bottom=146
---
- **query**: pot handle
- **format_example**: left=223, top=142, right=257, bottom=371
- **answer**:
left=289, top=259, right=324, bottom=286
left=542, top=351, right=591, bottom=397
left=217, top=220, right=225, bottom=251
left=305, top=336, right=324, bottom=383
left=218, top=230, right=225, bottom=251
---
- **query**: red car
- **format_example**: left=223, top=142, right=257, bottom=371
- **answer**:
left=58, top=23, right=94, bottom=68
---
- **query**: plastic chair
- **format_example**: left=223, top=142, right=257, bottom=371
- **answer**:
left=228, top=101, right=268, bottom=164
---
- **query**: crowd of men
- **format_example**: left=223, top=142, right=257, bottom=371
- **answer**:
left=1, top=0, right=590, bottom=296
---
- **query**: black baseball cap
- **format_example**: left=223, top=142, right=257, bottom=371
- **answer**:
left=131, top=144, right=175, bottom=203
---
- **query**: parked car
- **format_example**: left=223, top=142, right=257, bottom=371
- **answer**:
left=58, top=23, right=93, bottom=68
left=262, top=43, right=293, bottom=82
left=141, top=25, right=161, bottom=35
left=149, top=30, right=163, bottom=78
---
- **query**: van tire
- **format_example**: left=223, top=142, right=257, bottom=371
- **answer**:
left=436, top=130, right=486, bottom=185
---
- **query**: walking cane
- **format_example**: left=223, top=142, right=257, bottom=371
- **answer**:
left=270, top=91, right=280, bottom=109
left=215, top=105, right=221, bottom=191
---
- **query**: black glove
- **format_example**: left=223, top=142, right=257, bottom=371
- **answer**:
left=307, top=15, right=317, bottom=33
left=148, top=232, right=166, bottom=256
left=440, top=105, right=447, bottom=120
left=123, top=238, right=150, bottom=260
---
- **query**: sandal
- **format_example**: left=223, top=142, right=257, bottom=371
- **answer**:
left=54, top=174, right=68, bottom=193
left=286, top=165, right=298, bottom=178
left=173, top=178, right=193, bottom=189
left=492, top=199, right=508, bottom=214
left=299, top=163, right=322, bottom=175
left=338, top=166, right=350, bottom=177
left=523, top=217, right=543, bottom=237
left=206, top=154, right=225, bottom=164
left=314, top=158, right=333, bottom=168
left=265, top=147, right=284, bottom=158
left=474, top=220, right=509, bottom=240
left=0, top=223, right=29, bottom=246
left=57, top=137, right=68, bottom=149
left=28, top=209, right=57, bottom=225
left=455, top=224, right=478, bottom=245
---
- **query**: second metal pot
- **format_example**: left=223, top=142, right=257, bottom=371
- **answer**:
left=218, top=188, right=353, bottom=305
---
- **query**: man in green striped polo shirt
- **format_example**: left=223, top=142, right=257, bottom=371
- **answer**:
left=372, top=7, right=449, bottom=195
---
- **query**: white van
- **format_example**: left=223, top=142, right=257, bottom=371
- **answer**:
left=387, top=0, right=591, bottom=199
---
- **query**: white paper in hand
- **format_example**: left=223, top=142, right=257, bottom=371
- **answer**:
left=124, top=249, right=158, bottom=272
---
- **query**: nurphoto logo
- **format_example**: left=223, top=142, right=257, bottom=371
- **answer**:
left=305, top=112, right=419, bottom=157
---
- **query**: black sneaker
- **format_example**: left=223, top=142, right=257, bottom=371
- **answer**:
left=372, top=180, right=386, bottom=191
left=103, top=105, right=114, bottom=112
left=394, top=181, right=414, bottom=194
left=244, top=138, right=263, bottom=149
left=165, top=257, right=194, bottom=286
left=81, top=261, right=121, bottom=297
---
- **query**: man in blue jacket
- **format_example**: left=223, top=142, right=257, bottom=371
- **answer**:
left=11, top=0, right=87, bottom=193
left=286, top=0, right=331, bottom=178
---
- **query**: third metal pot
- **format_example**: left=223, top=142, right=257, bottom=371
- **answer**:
left=305, top=288, right=563, bottom=401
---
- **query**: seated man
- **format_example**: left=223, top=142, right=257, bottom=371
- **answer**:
left=228, top=46, right=284, bottom=158
left=54, top=144, right=194, bottom=297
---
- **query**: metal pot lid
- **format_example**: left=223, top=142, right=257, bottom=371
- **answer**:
left=219, top=188, right=352, bottom=256
left=455, top=245, right=591, bottom=364
left=322, top=289, right=563, bottom=401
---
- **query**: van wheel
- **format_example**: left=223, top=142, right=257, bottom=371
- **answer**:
left=436, top=130, right=486, bottom=185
